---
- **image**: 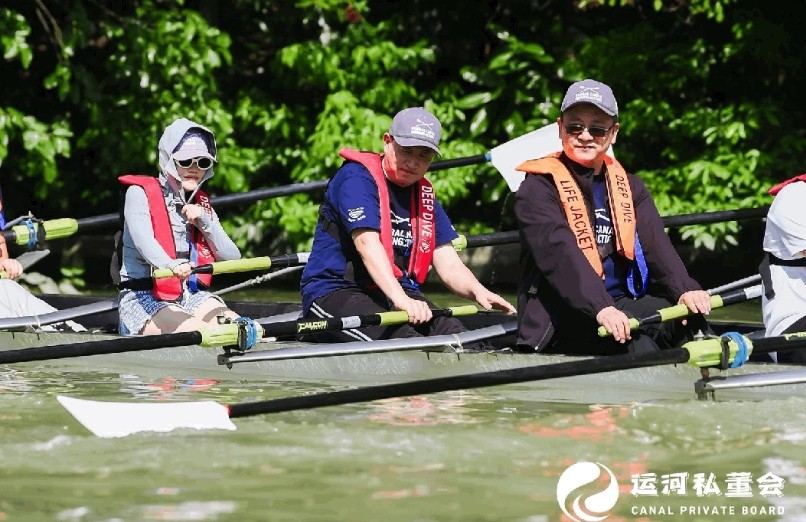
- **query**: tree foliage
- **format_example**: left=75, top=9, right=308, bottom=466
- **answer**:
left=1, top=0, right=803, bottom=265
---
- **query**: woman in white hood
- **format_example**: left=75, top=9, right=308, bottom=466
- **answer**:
left=117, top=118, right=252, bottom=339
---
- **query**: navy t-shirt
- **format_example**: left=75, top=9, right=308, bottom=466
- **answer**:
left=300, top=161, right=459, bottom=313
left=592, top=175, right=628, bottom=299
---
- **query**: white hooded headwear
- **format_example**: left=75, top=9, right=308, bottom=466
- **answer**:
left=158, top=118, right=218, bottom=198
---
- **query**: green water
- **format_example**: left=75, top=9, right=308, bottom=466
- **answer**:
left=4, top=286, right=799, bottom=522
left=2, top=366, right=804, bottom=521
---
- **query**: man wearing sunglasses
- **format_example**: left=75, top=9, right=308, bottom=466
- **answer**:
left=301, top=107, right=515, bottom=349
left=513, top=79, right=711, bottom=355
left=115, top=118, right=257, bottom=343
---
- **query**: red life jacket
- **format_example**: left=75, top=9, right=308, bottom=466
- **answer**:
left=337, top=148, right=436, bottom=284
left=516, top=153, right=637, bottom=278
left=769, top=173, right=806, bottom=195
left=119, top=175, right=215, bottom=300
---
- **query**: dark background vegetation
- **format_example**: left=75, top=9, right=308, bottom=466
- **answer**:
left=1, top=0, right=803, bottom=291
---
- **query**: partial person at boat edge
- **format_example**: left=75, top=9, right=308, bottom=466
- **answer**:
left=300, top=106, right=516, bottom=350
left=114, top=117, right=258, bottom=343
left=514, top=78, right=711, bottom=355
left=760, top=172, right=806, bottom=364
left=0, top=224, right=85, bottom=331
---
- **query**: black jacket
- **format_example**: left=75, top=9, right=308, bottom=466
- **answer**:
left=514, top=154, right=702, bottom=350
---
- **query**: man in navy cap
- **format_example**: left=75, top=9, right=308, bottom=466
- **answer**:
left=513, top=79, right=711, bottom=355
left=301, top=107, right=514, bottom=346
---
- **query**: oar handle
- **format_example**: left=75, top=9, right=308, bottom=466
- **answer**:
left=262, top=305, right=479, bottom=338
left=152, top=253, right=310, bottom=279
left=597, top=285, right=763, bottom=337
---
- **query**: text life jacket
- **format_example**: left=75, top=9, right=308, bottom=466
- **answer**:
left=118, top=175, right=215, bottom=300
left=759, top=173, right=806, bottom=299
left=516, top=153, right=648, bottom=297
left=337, top=148, right=436, bottom=285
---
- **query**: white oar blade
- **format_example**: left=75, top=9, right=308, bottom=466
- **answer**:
left=57, top=395, right=236, bottom=438
left=490, top=123, right=562, bottom=192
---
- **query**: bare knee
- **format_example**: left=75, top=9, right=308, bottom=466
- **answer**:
left=142, top=306, right=205, bottom=335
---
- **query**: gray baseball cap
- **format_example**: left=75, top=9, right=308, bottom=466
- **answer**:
left=389, top=107, right=441, bottom=154
left=560, top=79, right=619, bottom=117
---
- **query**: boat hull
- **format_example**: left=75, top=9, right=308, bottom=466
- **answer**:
left=2, top=328, right=805, bottom=404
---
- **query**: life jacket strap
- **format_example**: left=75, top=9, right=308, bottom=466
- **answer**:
left=759, top=251, right=806, bottom=300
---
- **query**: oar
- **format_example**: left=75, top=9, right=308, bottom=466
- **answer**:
left=55, top=330, right=806, bottom=437
left=151, top=253, right=309, bottom=279
left=707, top=274, right=761, bottom=296
left=597, top=284, right=763, bottom=338
left=0, top=144, right=526, bottom=244
left=451, top=207, right=771, bottom=251
left=0, top=306, right=479, bottom=364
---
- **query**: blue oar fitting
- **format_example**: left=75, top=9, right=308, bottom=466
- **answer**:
left=720, top=332, right=749, bottom=368
left=235, top=316, right=259, bottom=351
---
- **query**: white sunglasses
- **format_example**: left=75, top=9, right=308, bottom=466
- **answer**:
left=175, top=157, right=214, bottom=170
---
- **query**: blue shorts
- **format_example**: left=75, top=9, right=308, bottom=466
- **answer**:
left=118, top=289, right=226, bottom=335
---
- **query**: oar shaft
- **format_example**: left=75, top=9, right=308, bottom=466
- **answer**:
left=228, top=347, right=690, bottom=418
left=750, top=331, right=806, bottom=352
left=429, top=154, right=490, bottom=171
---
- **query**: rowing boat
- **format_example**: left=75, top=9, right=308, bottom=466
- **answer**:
left=3, top=294, right=805, bottom=404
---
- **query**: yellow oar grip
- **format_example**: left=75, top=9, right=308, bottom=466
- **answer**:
left=11, top=218, right=79, bottom=245
left=377, top=305, right=479, bottom=326
left=597, top=318, right=639, bottom=337
left=205, top=257, right=273, bottom=275
left=450, top=305, right=480, bottom=316
left=378, top=310, right=412, bottom=325
left=657, top=304, right=690, bottom=322
left=452, top=235, right=468, bottom=252
left=153, top=257, right=274, bottom=279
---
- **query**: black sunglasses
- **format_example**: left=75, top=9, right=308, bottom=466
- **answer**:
left=563, top=123, right=614, bottom=138
left=175, top=157, right=214, bottom=170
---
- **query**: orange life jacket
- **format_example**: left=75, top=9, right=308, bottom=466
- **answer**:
left=119, top=175, right=215, bottom=300
left=337, top=148, right=435, bottom=284
left=516, top=153, right=637, bottom=278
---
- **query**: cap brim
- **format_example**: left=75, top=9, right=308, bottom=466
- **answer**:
left=561, top=101, right=617, bottom=117
left=172, top=150, right=217, bottom=161
left=392, top=136, right=440, bottom=155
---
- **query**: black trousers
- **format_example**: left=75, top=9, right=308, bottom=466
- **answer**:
left=543, top=294, right=709, bottom=356
left=304, top=287, right=493, bottom=351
